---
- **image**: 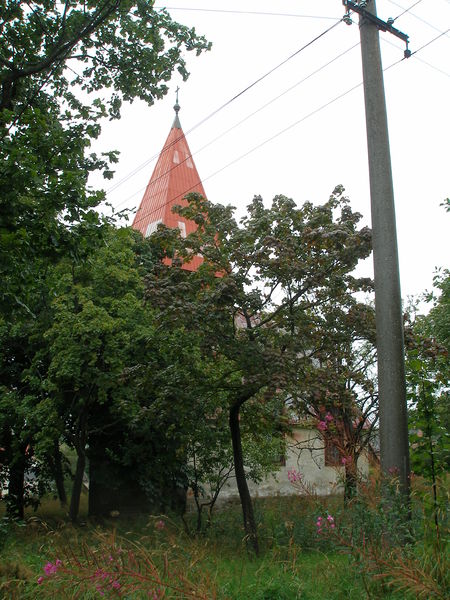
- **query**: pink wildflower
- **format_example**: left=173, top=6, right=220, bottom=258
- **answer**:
left=43, top=559, right=62, bottom=576
left=325, top=412, right=333, bottom=422
left=316, top=514, right=336, bottom=534
left=37, top=576, right=44, bottom=585
left=287, top=468, right=303, bottom=483
left=317, top=420, right=327, bottom=431
left=155, top=519, right=165, bottom=530
left=316, top=516, right=323, bottom=532
left=112, top=580, right=121, bottom=589
left=44, top=562, right=57, bottom=575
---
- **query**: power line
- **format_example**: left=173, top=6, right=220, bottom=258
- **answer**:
left=382, top=36, right=450, bottom=77
left=154, top=6, right=338, bottom=20
left=106, top=18, right=343, bottom=195
left=131, top=82, right=366, bottom=229
left=410, top=26, right=450, bottom=52
left=386, top=0, right=450, bottom=37
left=393, top=0, right=425, bottom=21
left=109, top=41, right=360, bottom=211
left=131, top=27, right=444, bottom=231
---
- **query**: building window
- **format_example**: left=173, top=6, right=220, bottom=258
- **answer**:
left=173, top=150, right=180, bottom=164
left=324, top=436, right=341, bottom=467
left=145, top=219, right=162, bottom=238
left=277, top=453, right=286, bottom=467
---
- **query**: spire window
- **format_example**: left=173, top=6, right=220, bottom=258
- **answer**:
left=145, top=219, right=163, bottom=238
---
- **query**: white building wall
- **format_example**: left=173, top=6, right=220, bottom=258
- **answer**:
left=188, top=428, right=370, bottom=505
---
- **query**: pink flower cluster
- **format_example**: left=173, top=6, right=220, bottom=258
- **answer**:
left=317, top=412, right=334, bottom=431
left=316, top=514, right=335, bottom=534
left=155, top=519, right=165, bottom=530
left=37, top=558, right=121, bottom=594
left=37, top=559, right=63, bottom=584
left=287, top=468, right=303, bottom=483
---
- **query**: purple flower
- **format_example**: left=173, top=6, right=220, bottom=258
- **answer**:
left=317, top=421, right=327, bottom=431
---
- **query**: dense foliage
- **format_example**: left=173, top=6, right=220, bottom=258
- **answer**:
left=0, top=0, right=211, bottom=517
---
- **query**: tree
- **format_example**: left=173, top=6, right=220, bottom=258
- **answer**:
left=34, top=227, right=155, bottom=521
left=145, top=186, right=372, bottom=553
left=186, top=392, right=285, bottom=533
left=0, top=0, right=210, bottom=315
left=405, top=270, right=449, bottom=538
left=288, top=298, right=378, bottom=503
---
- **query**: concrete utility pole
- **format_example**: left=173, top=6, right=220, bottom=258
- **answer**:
left=342, top=0, right=411, bottom=498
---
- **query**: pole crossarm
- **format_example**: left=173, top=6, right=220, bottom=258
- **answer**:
left=343, top=0, right=411, bottom=55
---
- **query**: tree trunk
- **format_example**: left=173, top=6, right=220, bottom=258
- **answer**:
left=7, top=449, right=26, bottom=520
left=344, top=460, right=358, bottom=505
left=51, top=442, right=67, bottom=507
left=69, top=446, right=86, bottom=523
left=229, top=403, right=259, bottom=555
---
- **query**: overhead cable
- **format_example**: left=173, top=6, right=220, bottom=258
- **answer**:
left=106, top=17, right=343, bottom=195
left=109, top=41, right=360, bottom=212
left=393, top=0, right=425, bottom=21
left=382, top=36, right=450, bottom=77
left=154, top=6, right=338, bottom=20
left=387, top=0, right=450, bottom=36
left=130, top=30, right=444, bottom=230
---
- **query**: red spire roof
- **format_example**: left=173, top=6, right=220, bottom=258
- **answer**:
left=132, top=100, right=206, bottom=271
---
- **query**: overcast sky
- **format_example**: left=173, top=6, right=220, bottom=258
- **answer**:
left=94, top=0, right=449, bottom=301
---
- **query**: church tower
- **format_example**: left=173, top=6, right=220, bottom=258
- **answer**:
left=132, top=95, right=206, bottom=271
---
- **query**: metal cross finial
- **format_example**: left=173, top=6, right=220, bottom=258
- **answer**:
left=174, top=86, right=181, bottom=116
left=173, top=87, right=181, bottom=127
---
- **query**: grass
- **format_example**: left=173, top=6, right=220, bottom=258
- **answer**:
left=0, top=491, right=447, bottom=599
